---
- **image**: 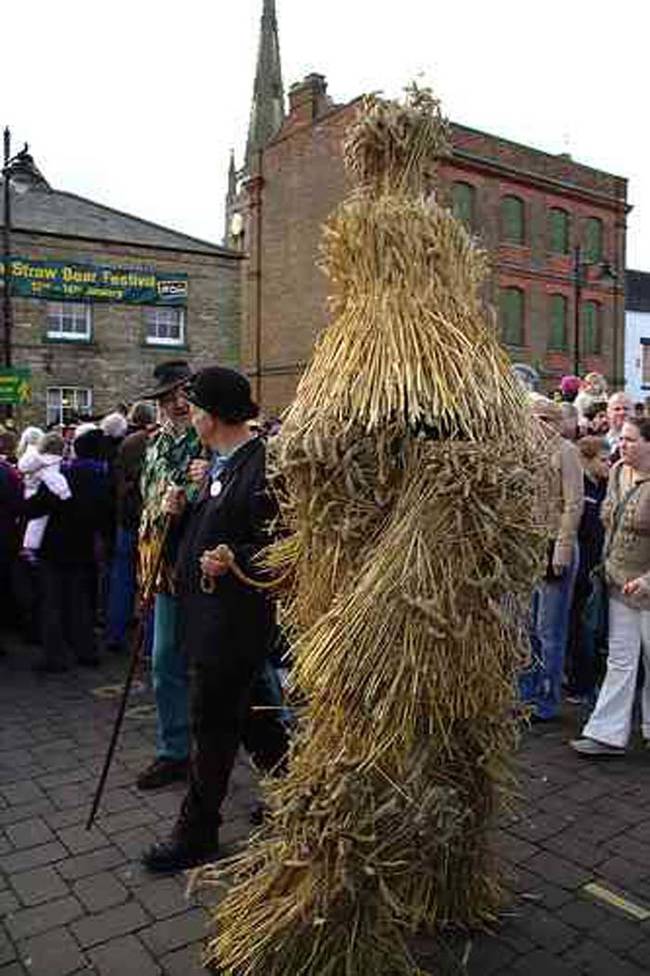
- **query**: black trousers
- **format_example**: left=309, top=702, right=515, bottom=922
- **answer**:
left=40, top=562, right=97, bottom=666
left=179, top=599, right=289, bottom=840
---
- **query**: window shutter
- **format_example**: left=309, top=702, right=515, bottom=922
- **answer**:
left=452, top=182, right=474, bottom=228
left=548, top=294, right=568, bottom=349
left=500, top=287, right=524, bottom=346
left=582, top=301, right=602, bottom=355
left=549, top=209, right=569, bottom=254
left=584, top=218, right=603, bottom=262
left=501, top=196, right=525, bottom=244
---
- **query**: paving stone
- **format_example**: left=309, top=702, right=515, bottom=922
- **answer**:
left=0, top=963, right=26, bottom=976
left=134, top=879, right=188, bottom=920
left=56, top=824, right=108, bottom=856
left=524, top=851, right=592, bottom=890
left=591, top=915, right=646, bottom=952
left=17, top=926, right=85, bottom=976
left=4, top=818, right=54, bottom=850
left=0, top=800, right=56, bottom=830
left=72, top=902, right=150, bottom=948
left=512, top=949, right=576, bottom=975
left=9, top=866, right=69, bottom=907
left=140, top=909, right=207, bottom=956
left=466, top=937, right=515, bottom=975
left=2, top=841, right=67, bottom=875
left=0, top=929, right=16, bottom=966
left=563, top=938, right=647, bottom=975
left=160, top=943, right=206, bottom=976
left=511, top=906, right=578, bottom=954
left=0, top=782, right=45, bottom=806
left=98, top=809, right=159, bottom=836
left=4, top=896, right=84, bottom=940
left=0, top=890, right=20, bottom=915
left=111, top=826, right=159, bottom=859
left=46, top=784, right=91, bottom=810
left=72, top=872, right=129, bottom=913
left=89, top=934, right=160, bottom=976
left=560, top=898, right=609, bottom=931
left=58, top=846, right=125, bottom=881
left=43, top=805, right=90, bottom=830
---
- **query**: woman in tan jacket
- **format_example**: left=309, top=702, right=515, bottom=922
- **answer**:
left=572, top=416, right=650, bottom=755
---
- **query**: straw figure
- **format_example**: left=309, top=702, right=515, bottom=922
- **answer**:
left=198, top=85, right=551, bottom=976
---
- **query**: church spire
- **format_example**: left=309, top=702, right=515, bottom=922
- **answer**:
left=245, top=0, right=285, bottom=171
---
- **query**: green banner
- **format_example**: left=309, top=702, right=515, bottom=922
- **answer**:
left=0, top=257, right=187, bottom=305
left=0, top=367, right=31, bottom=405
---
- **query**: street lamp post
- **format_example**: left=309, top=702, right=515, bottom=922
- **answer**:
left=2, top=129, right=41, bottom=418
left=572, top=243, right=617, bottom=377
left=2, top=128, right=13, bottom=372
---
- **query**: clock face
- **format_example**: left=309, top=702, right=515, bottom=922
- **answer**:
left=230, top=212, right=244, bottom=237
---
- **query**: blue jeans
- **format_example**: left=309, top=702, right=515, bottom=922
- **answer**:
left=152, top=593, right=190, bottom=761
left=520, top=544, right=579, bottom=719
left=106, top=527, right=136, bottom=647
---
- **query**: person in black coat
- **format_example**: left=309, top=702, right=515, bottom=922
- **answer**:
left=25, top=428, right=111, bottom=672
left=143, top=366, right=288, bottom=873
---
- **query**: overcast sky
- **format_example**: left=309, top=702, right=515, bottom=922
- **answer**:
left=4, top=0, right=646, bottom=268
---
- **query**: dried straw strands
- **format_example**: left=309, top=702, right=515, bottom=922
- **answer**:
left=198, top=85, right=550, bottom=976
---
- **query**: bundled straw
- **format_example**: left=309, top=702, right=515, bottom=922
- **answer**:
left=197, top=84, right=550, bottom=976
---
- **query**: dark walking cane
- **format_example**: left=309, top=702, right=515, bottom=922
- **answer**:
left=86, top=518, right=170, bottom=830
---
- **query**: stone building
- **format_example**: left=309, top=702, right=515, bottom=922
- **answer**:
left=226, top=1, right=629, bottom=412
left=2, top=152, right=241, bottom=426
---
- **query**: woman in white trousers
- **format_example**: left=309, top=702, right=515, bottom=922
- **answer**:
left=572, top=417, right=650, bottom=756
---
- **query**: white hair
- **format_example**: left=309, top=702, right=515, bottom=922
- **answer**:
left=100, top=412, right=128, bottom=439
left=18, top=426, right=45, bottom=457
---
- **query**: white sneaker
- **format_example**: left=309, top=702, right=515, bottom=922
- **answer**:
left=570, top=737, right=625, bottom=757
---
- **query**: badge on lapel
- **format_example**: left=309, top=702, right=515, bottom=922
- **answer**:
left=210, top=479, right=223, bottom=498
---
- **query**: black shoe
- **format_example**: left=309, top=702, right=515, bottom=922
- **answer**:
left=32, top=659, right=69, bottom=674
left=142, top=836, right=220, bottom=874
left=136, top=757, right=189, bottom=790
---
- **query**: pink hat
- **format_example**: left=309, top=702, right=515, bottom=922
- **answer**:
left=560, top=375, right=581, bottom=396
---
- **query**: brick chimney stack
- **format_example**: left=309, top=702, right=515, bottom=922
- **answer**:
left=288, top=74, right=331, bottom=123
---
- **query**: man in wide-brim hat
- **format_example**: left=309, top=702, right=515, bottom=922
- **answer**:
left=133, top=359, right=202, bottom=792
left=142, top=365, right=288, bottom=872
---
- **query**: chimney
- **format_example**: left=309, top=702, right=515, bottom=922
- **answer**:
left=288, top=73, right=330, bottom=123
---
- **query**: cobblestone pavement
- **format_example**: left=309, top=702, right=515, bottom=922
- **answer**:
left=2, top=637, right=650, bottom=976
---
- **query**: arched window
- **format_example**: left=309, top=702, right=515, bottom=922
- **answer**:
left=548, top=208, right=570, bottom=254
left=501, top=195, right=525, bottom=244
left=584, top=217, right=604, bottom=262
left=451, top=182, right=475, bottom=228
left=548, top=294, right=568, bottom=350
left=582, top=301, right=602, bottom=355
left=499, top=287, right=525, bottom=346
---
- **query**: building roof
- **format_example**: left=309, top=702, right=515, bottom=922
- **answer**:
left=627, top=270, right=650, bottom=313
left=1, top=179, right=239, bottom=258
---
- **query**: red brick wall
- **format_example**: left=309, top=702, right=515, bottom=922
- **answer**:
left=242, top=90, right=628, bottom=412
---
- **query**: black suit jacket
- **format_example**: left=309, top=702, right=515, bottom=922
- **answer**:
left=174, top=437, right=277, bottom=663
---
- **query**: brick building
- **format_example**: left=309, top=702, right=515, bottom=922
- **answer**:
left=226, top=2, right=629, bottom=412
left=2, top=151, right=241, bottom=426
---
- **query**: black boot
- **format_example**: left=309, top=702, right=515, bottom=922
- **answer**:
left=142, top=802, right=220, bottom=874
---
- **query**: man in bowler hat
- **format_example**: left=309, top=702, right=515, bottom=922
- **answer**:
left=143, top=366, right=288, bottom=872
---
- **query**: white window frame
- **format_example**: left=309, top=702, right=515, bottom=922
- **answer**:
left=144, top=306, right=185, bottom=346
left=46, top=302, right=92, bottom=341
left=46, top=387, right=93, bottom=427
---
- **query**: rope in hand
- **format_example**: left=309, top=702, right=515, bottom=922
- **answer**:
left=200, top=544, right=294, bottom=594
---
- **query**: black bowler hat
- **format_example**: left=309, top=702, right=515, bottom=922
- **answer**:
left=142, top=360, right=192, bottom=400
left=185, top=366, right=259, bottom=423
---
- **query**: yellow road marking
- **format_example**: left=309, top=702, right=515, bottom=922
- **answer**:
left=90, top=681, right=146, bottom=699
left=583, top=882, right=650, bottom=921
